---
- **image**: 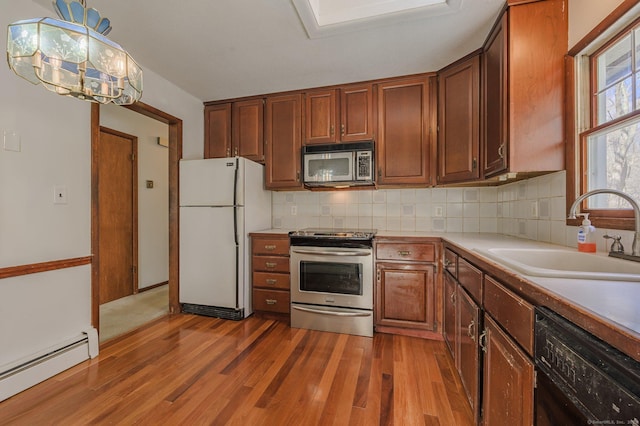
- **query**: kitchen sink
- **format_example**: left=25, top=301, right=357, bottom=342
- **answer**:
left=474, top=248, right=640, bottom=282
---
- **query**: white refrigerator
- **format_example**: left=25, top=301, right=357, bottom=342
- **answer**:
left=179, top=157, right=271, bottom=319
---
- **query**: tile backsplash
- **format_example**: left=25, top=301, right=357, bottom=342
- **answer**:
left=272, top=170, right=637, bottom=252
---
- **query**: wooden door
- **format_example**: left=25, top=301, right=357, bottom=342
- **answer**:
left=377, top=77, right=432, bottom=185
left=232, top=99, right=264, bottom=162
left=305, top=89, right=337, bottom=144
left=204, top=103, right=232, bottom=158
left=98, top=127, right=137, bottom=304
left=457, top=285, right=481, bottom=423
left=482, top=12, right=508, bottom=177
left=340, top=84, right=375, bottom=142
left=482, top=315, right=534, bottom=426
left=376, top=263, right=435, bottom=330
left=265, top=94, right=303, bottom=189
left=443, top=272, right=457, bottom=357
left=438, top=53, right=480, bottom=184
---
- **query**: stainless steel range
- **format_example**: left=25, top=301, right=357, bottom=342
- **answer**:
left=289, top=228, right=376, bottom=337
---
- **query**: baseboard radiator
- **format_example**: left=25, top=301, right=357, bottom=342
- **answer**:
left=0, top=328, right=99, bottom=402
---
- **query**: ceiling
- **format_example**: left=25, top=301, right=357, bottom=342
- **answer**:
left=31, top=0, right=504, bottom=102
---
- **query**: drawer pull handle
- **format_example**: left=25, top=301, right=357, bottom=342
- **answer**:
left=479, top=330, right=488, bottom=352
left=264, top=245, right=276, bottom=250
left=265, top=262, right=277, bottom=268
left=443, top=259, right=452, bottom=267
left=450, top=291, right=456, bottom=304
left=265, top=279, right=277, bottom=285
left=467, top=320, right=475, bottom=341
left=265, top=299, right=277, bottom=305
left=398, top=250, right=411, bottom=256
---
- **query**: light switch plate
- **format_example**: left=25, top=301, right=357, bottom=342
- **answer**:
left=3, top=130, right=21, bottom=152
left=53, top=185, right=68, bottom=204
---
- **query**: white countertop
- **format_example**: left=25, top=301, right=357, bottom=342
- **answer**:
left=253, top=229, right=640, bottom=355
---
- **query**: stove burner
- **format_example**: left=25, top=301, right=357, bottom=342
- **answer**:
left=289, top=228, right=377, bottom=248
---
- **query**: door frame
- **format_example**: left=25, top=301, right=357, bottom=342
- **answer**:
left=97, top=126, right=139, bottom=302
left=91, top=102, right=183, bottom=332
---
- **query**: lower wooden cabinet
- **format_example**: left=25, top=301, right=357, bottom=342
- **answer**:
left=457, top=285, right=481, bottom=422
left=482, top=314, right=535, bottom=426
left=251, top=234, right=290, bottom=318
left=375, top=238, right=438, bottom=332
left=443, top=272, right=457, bottom=355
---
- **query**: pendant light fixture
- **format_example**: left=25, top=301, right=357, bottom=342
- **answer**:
left=6, top=0, right=142, bottom=105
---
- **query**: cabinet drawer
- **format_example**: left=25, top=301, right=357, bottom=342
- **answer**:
left=376, top=243, right=436, bottom=262
left=253, top=289, right=290, bottom=314
left=252, top=255, right=290, bottom=273
left=444, top=248, right=458, bottom=278
left=252, top=238, right=290, bottom=256
left=483, top=275, right=534, bottom=355
left=253, top=272, right=290, bottom=290
left=458, top=258, right=482, bottom=303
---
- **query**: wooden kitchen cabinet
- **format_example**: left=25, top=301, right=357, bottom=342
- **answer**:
left=443, top=271, right=457, bottom=358
left=265, top=94, right=303, bottom=190
left=304, top=84, right=375, bottom=145
left=204, top=103, right=232, bottom=158
left=482, top=0, right=566, bottom=177
left=457, top=284, right=481, bottom=423
left=251, top=234, right=291, bottom=318
left=437, top=52, right=480, bottom=184
left=232, top=98, right=264, bottom=162
left=376, top=76, right=435, bottom=186
left=204, top=99, right=264, bottom=163
left=481, top=314, right=535, bottom=426
left=375, top=239, right=438, bottom=332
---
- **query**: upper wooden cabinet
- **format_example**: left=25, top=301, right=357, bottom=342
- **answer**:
left=482, top=0, right=567, bottom=178
left=232, top=99, right=264, bottom=163
left=437, top=53, right=480, bottom=184
left=205, top=100, right=264, bottom=163
left=265, top=94, right=303, bottom=190
left=304, top=84, right=375, bottom=145
left=376, top=76, right=435, bottom=186
left=204, top=103, right=231, bottom=159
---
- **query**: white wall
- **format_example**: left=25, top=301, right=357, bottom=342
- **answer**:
left=0, top=1, right=202, bottom=371
left=100, top=105, right=169, bottom=289
left=568, top=0, right=625, bottom=49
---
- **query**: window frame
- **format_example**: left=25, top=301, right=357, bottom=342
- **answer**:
left=567, top=1, right=640, bottom=231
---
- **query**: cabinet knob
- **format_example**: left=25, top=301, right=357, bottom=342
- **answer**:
left=443, top=259, right=452, bottom=267
left=340, top=124, right=345, bottom=136
left=265, top=299, right=277, bottom=305
left=330, top=125, right=335, bottom=136
left=226, top=148, right=231, bottom=157
left=234, top=147, right=238, bottom=156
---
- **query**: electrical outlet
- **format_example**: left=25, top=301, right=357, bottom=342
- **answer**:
left=291, top=205, right=297, bottom=216
left=53, top=185, right=68, bottom=204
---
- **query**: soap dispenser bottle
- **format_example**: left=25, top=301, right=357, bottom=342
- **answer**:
left=577, top=213, right=596, bottom=252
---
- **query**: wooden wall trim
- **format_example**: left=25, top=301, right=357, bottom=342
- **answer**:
left=0, top=256, right=92, bottom=280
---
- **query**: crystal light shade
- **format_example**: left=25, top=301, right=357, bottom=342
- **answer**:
left=6, top=1, right=142, bottom=105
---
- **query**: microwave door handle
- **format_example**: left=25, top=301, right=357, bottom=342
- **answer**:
left=292, top=306, right=372, bottom=317
left=291, top=249, right=371, bottom=257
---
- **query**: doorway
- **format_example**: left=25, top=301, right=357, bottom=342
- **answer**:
left=91, top=102, right=182, bottom=341
left=97, top=127, right=138, bottom=304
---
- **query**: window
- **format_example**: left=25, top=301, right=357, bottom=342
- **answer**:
left=570, top=6, right=640, bottom=229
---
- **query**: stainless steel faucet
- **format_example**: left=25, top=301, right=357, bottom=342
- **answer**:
left=568, top=188, right=640, bottom=257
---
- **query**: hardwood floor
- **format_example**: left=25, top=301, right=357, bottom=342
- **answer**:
left=0, top=314, right=473, bottom=425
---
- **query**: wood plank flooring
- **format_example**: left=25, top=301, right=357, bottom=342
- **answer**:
left=0, top=314, right=473, bottom=425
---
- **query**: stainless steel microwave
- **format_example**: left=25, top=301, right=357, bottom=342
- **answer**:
left=302, top=142, right=374, bottom=187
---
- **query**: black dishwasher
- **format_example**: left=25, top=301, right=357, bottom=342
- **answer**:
left=534, top=307, right=640, bottom=425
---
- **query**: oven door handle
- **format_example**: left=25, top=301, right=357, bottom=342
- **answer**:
left=291, top=249, right=371, bottom=257
left=292, top=306, right=372, bottom=317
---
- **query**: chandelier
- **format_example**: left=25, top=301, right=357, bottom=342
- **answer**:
left=6, top=0, right=142, bottom=105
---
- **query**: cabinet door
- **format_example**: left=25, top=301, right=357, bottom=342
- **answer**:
left=457, top=285, right=481, bottom=423
left=232, top=99, right=264, bottom=162
left=377, top=77, right=433, bottom=186
left=376, top=263, right=435, bottom=330
left=482, top=12, right=508, bottom=177
left=438, top=54, right=480, bottom=184
left=204, top=103, right=232, bottom=158
left=443, top=272, right=457, bottom=358
left=482, top=315, right=534, bottom=426
left=305, top=89, right=337, bottom=144
left=265, top=94, right=303, bottom=189
left=340, top=84, right=375, bottom=142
